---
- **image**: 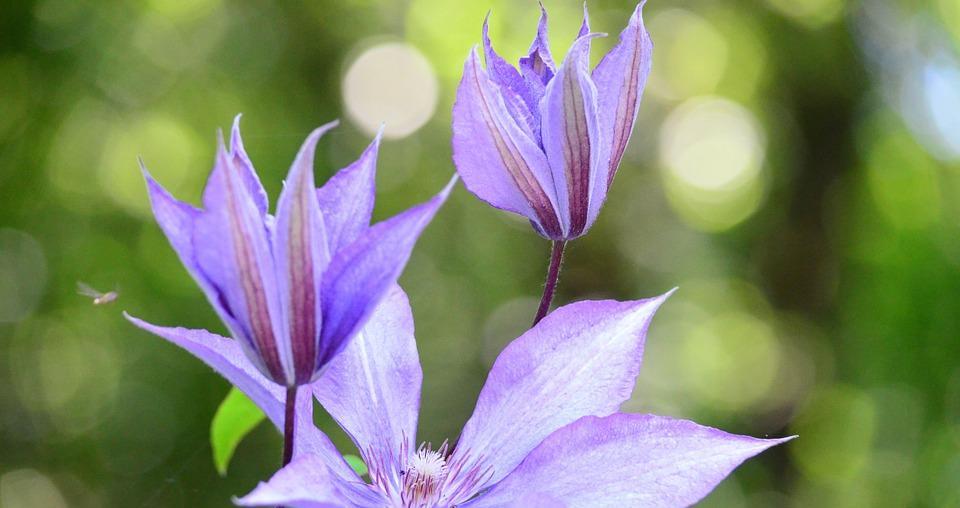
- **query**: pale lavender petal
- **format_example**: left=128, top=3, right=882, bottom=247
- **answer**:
left=450, top=292, right=673, bottom=492
left=312, top=285, right=420, bottom=484
left=273, top=122, right=337, bottom=384
left=122, top=315, right=358, bottom=481
left=316, top=130, right=381, bottom=254
left=452, top=48, right=564, bottom=238
left=540, top=33, right=604, bottom=239
left=195, top=136, right=287, bottom=384
left=235, top=454, right=384, bottom=508
left=518, top=3, right=556, bottom=89
left=470, top=414, right=795, bottom=508
left=229, top=114, right=269, bottom=216
left=316, top=177, right=454, bottom=375
left=592, top=2, right=653, bottom=193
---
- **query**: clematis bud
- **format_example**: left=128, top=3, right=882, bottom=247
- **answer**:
left=452, top=2, right=652, bottom=240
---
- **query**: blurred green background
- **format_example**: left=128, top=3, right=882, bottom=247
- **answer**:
left=2, top=0, right=960, bottom=506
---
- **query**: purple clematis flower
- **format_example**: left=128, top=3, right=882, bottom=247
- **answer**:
left=139, top=286, right=792, bottom=506
left=128, top=116, right=453, bottom=388
left=452, top=2, right=652, bottom=241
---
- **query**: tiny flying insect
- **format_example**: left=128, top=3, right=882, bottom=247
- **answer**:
left=77, top=281, right=119, bottom=305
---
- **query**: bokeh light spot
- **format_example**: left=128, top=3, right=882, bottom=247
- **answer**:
left=659, top=97, right=767, bottom=232
left=0, top=229, right=47, bottom=323
left=0, top=469, right=67, bottom=508
left=98, top=113, right=203, bottom=217
left=681, top=311, right=781, bottom=411
left=342, top=42, right=438, bottom=139
left=864, top=127, right=941, bottom=229
left=647, top=9, right=729, bottom=100
left=10, top=316, right=122, bottom=435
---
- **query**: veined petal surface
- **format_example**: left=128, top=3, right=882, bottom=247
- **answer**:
left=592, top=2, right=653, bottom=190
left=311, top=286, right=420, bottom=488
left=453, top=48, right=563, bottom=238
left=540, top=33, right=604, bottom=238
left=468, top=414, right=794, bottom=508
left=451, top=292, right=672, bottom=492
left=195, top=138, right=287, bottom=383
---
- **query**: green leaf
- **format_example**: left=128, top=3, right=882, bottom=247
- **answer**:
left=210, top=387, right=266, bottom=476
left=343, top=454, right=368, bottom=477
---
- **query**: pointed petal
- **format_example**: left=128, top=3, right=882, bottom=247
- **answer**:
left=453, top=48, right=564, bottom=238
left=577, top=2, right=590, bottom=37
left=482, top=14, right=540, bottom=136
left=312, top=286, right=420, bottom=483
left=229, top=115, right=269, bottom=216
left=518, top=3, right=556, bottom=88
left=316, top=130, right=380, bottom=254
left=541, top=33, right=605, bottom=238
left=592, top=2, right=653, bottom=189
left=123, top=315, right=358, bottom=482
left=235, top=454, right=384, bottom=508
left=273, top=122, right=337, bottom=384
left=195, top=137, right=287, bottom=384
left=470, top=414, right=795, bottom=507
left=451, top=292, right=672, bottom=492
left=316, top=177, right=454, bottom=374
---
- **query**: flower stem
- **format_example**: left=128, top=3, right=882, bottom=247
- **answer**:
left=282, top=386, right=296, bottom=467
left=532, top=240, right=566, bottom=326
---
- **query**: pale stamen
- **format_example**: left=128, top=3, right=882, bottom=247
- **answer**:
left=401, top=441, right=449, bottom=506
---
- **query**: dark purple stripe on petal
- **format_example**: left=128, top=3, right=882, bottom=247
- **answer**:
left=560, top=61, right=592, bottom=236
left=286, top=177, right=318, bottom=383
left=274, top=123, right=336, bottom=385
left=541, top=33, right=603, bottom=239
left=218, top=147, right=286, bottom=383
left=592, top=2, right=653, bottom=187
left=467, top=54, right=563, bottom=237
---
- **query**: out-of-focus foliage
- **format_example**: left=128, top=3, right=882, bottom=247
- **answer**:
left=211, top=388, right=264, bottom=477
left=1, top=0, right=959, bottom=506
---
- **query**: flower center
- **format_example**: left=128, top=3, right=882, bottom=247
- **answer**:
left=401, top=442, right=449, bottom=506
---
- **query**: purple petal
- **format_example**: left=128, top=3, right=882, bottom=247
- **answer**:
left=123, top=315, right=358, bottom=481
left=470, top=414, right=795, bottom=507
left=540, top=32, right=605, bottom=239
left=450, top=292, right=673, bottom=493
left=235, top=454, right=384, bottom=508
left=316, top=177, right=454, bottom=375
left=518, top=3, right=556, bottom=89
left=592, top=2, right=653, bottom=190
left=316, top=130, right=381, bottom=254
left=312, top=285, right=420, bottom=485
left=452, top=48, right=564, bottom=238
left=141, top=165, right=245, bottom=339
left=195, top=136, right=287, bottom=383
left=273, top=122, right=337, bottom=384
left=482, top=14, right=540, bottom=137
left=229, top=115, right=269, bottom=216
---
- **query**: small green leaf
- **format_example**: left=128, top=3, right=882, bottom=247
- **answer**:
left=343, top=454, right=368, bottom=477
left=211, top=387, right=266, bottom=476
